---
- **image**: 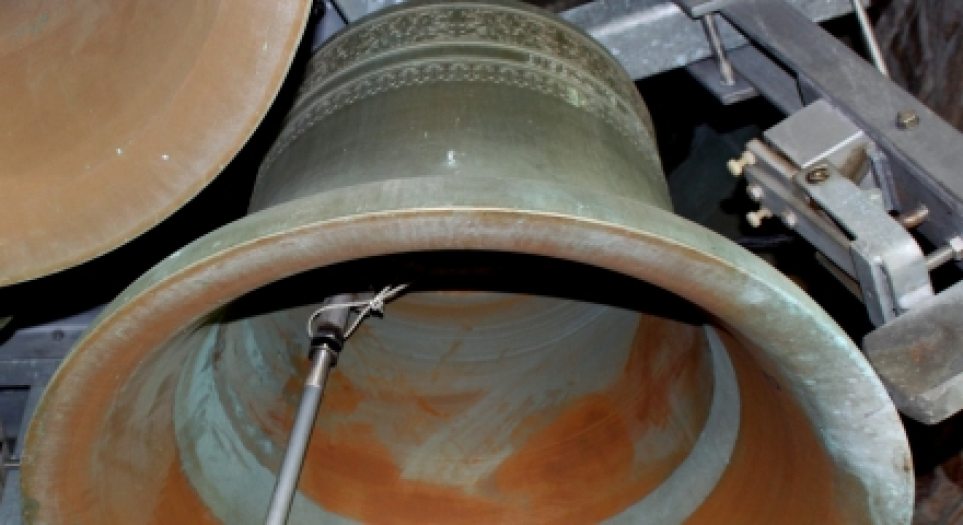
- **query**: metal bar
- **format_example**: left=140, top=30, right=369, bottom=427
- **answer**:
left=701, top=14, right=736, bottom=86
left=560, top=0, right=857, bottom=81
left=264, top=294, right=353, bottom=525
left=727, top=45, right=803, bottom=114
left=264, top=345, right=337, bottom=525
left=925, top=246, right=955, bottom=271
left=849, top=0, right=889, bottom=77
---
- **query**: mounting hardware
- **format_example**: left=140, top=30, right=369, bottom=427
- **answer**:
left=805, top=166, right=830, bottom=184
left=897, top=205, right=929, bottom=229
left=746, top=207, right=773, bottom=228
left=781, top=210, right=799, bottom=229
left=727, top=150, right=756, bottom=177
left=895, top=110, right=920, bottom=130
left=925, top=237, right=963, bottom=271
left=746, top=183, right=764, bottom=202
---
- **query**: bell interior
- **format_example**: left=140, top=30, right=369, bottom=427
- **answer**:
left=71, top=251, right=843, bottom=524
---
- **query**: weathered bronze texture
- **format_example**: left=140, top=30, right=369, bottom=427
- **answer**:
left=0, top=0, right=310, bottom=285
left=23, top=1, right=912, bottom=523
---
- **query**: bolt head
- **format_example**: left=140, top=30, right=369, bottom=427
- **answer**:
left=746, top=183, right=764, bottom=202
left=896, top=110, right=920, bottom=130
left=781, top=210, right=798, bottom=229
left=949, top=236, right=963, bottom=259
left=806, top=166, right=830, bottom=184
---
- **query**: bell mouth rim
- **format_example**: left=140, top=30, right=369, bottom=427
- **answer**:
left=0, top=0, right=311, bottom=286
left=22, top=175, right=912, bottom=522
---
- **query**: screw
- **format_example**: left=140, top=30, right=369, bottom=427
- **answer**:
left=746, top=207, right=773, bottom=228
left=781, top=210, right=798, bottom=229
left=924, top=236, right=963, bottom=271
left=727, top=150, right=756, bottom=177
left=805, top=166, right=830, bottom=184
left=746, top=183, right=764, bottom=202
left=897, top=205, right=929, bottom=229
left=896, top=110, right=920, bottom=130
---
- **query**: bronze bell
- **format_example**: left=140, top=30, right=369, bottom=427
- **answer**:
left=21, top=1, right=912, bottom=523
left=0, top=0, right=310, bottom=285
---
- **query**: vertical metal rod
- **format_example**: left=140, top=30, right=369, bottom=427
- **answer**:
left=264, top=344, right=338, bottom=525
left=850, top=0, right=889, bottom=77
left=702, top=14, right=736, bottom=86
left=264, top=293, right=354, bottom=525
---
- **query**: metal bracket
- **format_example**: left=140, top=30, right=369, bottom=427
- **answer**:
left=720, top=0, right=963, bottom=260
left=741, top=99, right=934, bottom=326
left=764, top=100, right=870, bottom=171
left=796, top=165, right=933, bottom=325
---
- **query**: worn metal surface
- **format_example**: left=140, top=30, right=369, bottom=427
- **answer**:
left=686, top=57, right=757, bottom=105
left=0, top=309, right=100, bottom=386
left=728, top=45, right=804, bottom=113
left=764, top=100, right=870, bottom=171
left=0, top=308, right=101, bottom=525
left=0, top=386, right=41, bottom=525
left=745, top=116, right=934, bottom=327
left=23, top=1, right=911, bottom=523
left=0, top=0, right=311, bottom=285
left=797, top=165, right=932, bottom=325
left=864, top=281, right=963, bottom=424
left=560, top=0, right=857, bottom=81
left=720, top=0, right=963, bottom=269
left=754, top=100, right=934, bottom=325
left=744, top=139, right=855, bottom=274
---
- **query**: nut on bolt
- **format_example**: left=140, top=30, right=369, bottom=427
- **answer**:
left=806, top=166, right=830, bottom=184
left=896, top=110, right=920, bottom=130
left=727, top=150, right=756, bottom=177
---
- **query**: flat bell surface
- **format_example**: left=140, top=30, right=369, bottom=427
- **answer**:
left=0, top=0, right=310, bottom=285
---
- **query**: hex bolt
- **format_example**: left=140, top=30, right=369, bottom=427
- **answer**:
left=746, top=183, right=764, bottom=202
left=925, top=236, right=963, bottom=271
left=805, top=166, right=830, bottom=184
left=746, top=207, right=773, bottom=228
left=727, top=150, right=756, bottom=177
left=897, top=205, right=929, bottom=229
left=896, top=110, right=920, bottom=130
left=781, top=210, right=798, bottom=229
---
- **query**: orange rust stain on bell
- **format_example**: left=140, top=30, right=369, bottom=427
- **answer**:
left=299, top=423, right=508, bottom=524
left=485, top=317, right=710, bottom=523
left=322, top=371, right=365, bottom=414
left=686, top=330, right=844, bottom=525
left=618, top=315, right=712, bottom=432
left=391, top=293, right=531, bottom=324
left=291, top=313, right=712, bottom=523
left=147, top=460, right=219, bottom=525
left=491, top=394, right=684, bottom=524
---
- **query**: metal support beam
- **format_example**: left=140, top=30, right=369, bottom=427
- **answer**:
left=562, top=0, right=856, bottom=81
left=720, top=0, right=963, bottom=256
